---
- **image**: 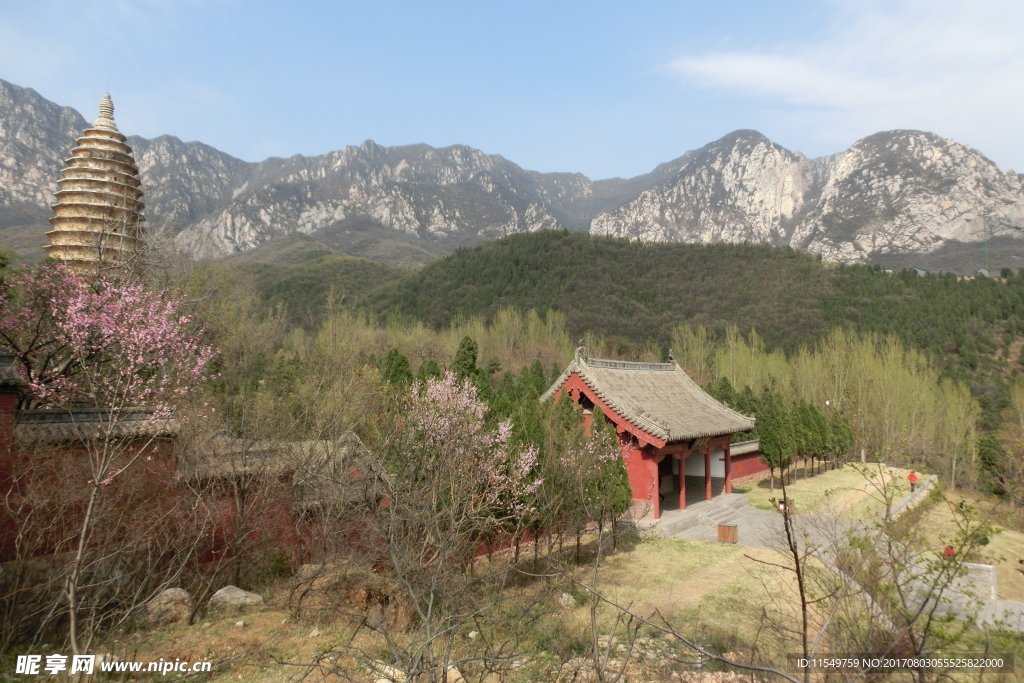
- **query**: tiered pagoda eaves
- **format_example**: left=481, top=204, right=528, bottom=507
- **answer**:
left=44, top=94, right=146, bottom=273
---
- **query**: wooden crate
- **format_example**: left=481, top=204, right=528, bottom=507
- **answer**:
left=717, top=524, right=738, bottom=543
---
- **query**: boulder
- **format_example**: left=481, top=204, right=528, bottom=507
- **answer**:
left=296, top=563, right=324, bottom=581
left=147, top=587, right=194, bottom=624
left=208, top=585, right=264, bottom=609
left=558, top=592, right=576, bottom=609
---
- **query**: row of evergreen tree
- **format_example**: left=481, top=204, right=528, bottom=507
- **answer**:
left=703, top=377, right=854, bottom=486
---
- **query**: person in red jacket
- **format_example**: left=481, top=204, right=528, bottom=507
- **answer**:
left=908, top=471, right=918, bottom=492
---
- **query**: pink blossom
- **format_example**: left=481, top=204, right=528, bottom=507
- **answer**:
left=0, top=264, right=215, bottom=415
left=407, top=372, right=543, bottom=522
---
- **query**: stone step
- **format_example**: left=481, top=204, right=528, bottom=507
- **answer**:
left=698, top=507, right=740, bottom=527
left=657, top=493, right=750, bottom=536
left=707, top=506, right=737, bottom=522
left=715, top=512, right=739, bottom=526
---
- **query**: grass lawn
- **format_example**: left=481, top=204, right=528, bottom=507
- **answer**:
left=916, top=490, right=1024, bottom=602
left=735, top=462, right=913, bottom=520
left=559, top=536, right=797, bottom=660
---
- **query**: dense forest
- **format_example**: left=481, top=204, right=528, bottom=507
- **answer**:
left=364, top=231, right=1024, bottom=380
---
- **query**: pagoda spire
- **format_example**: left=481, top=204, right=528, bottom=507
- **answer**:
left=92, top=93, right=118, bottom=132
left=43, top=94, right=146, bottom=274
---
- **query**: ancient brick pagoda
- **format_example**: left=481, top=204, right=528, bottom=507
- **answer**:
left=542, top=345, right=765, bottom=520
left=44, top=94, right=146, bottom=273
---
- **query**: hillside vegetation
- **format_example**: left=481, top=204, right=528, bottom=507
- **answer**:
left=368, top=231, right=832, bottom=352
left=363, top=232, right=1022, bottom=379
left=227, top=230, right=1024, bottom=388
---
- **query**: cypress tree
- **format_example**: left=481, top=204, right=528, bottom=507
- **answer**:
left=379, top=348, right=413, bottom=386
left=452, top=336, right=480, bottom=380
left=416, top=359, right=442, bottom=382
left=758, top=387, right=795, bottom=490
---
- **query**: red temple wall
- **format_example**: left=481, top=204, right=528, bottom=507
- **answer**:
left=731, top=450, right=768, bottom=478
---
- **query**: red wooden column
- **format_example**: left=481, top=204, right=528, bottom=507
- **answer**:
left=582, top=409, right=593, bottom=436
left=724, top=441, right=733, bottom=494
left=704, top=444, right=712, bottom=501
left=677, top=449, right=687, bottom=510
left=647, top=447, right=661, bottom=520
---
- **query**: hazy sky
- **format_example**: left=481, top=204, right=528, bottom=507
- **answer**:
left=2, top=0, right=1021, bottom=179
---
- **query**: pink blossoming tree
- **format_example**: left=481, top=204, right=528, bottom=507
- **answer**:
left=0, top=263, right=213, bottom=413
left=0, top=263, right=215, bottom=655
left=333, top=371, right=543, bottom=680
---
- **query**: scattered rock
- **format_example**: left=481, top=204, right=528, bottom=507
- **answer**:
left=296, top=562, right=349, bottom=590
left=558, top=592, right=575, bottom=609
left=467, top=630, right=478, bottom=640
left=233, top=620, right=245, bottom=629
left=208, top=585, right=264, bottom=609
left=371, top=661, right=406, bottom=683
left=202, top=622, right=212, bottom=629
left=147, top=587, right=194, bottom=624
left=308, top=627, right=321, bottom=637
left=559, top=657, right=595, bottom=682
left=296, top=563, right=324, bottom=581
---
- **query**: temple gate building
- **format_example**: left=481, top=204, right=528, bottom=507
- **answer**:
left=44, top=94, right=146, bottom=273
left=542, top=346, right=766, bottom=521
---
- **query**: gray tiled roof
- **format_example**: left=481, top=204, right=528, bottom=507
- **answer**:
left=541, top=354, right=755, bottom=443
left=14, top=408, right=177, bottom=443
left=184, top=431, right=368, bottom=481
left=182, top=431, right=373, bottom=509
left=730, top=440, right=760, bottom=456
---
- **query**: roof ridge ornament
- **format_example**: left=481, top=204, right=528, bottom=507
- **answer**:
left=668, top=348, right=676, bottom=364
left=92, top=93, right=118, bottom=132
left=574, top=339, right=587, bottom=364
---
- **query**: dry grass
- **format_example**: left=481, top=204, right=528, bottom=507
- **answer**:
left=558, top=536, right=798, bottom=659
left=107, top=535, right=801, bottom=682
left=917, top=490, right=1024, bottom=602
left=736, top=463, right=912, bottom=520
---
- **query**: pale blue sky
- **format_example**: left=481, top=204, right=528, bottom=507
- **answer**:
left=2, top=0, right=1022, bottom=179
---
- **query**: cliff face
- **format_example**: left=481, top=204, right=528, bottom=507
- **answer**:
left=0, top=81, right=84, bottom=227
left=174, top=141, right=579, bottom=260
left=591, top=130, right=1024, bottom=264
left=3, top=78, right=1023, bottom=268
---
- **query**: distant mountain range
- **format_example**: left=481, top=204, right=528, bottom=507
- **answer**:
left=3, top=77, right=1024, bottom=271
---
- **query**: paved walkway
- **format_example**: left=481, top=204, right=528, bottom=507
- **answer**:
left=664, top=498, right=861, bottom=551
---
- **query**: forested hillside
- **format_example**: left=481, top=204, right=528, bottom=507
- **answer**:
left=367, top=231, right=832, bottom=351
left=365, top=232, right=1020, bottom=376
left=226, top=231, right=1024, bottom=394
left=218, top=234, right=408, bottom=325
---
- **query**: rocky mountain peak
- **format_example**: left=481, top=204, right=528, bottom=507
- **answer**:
left=1, top=77, right=1022, bottom=270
